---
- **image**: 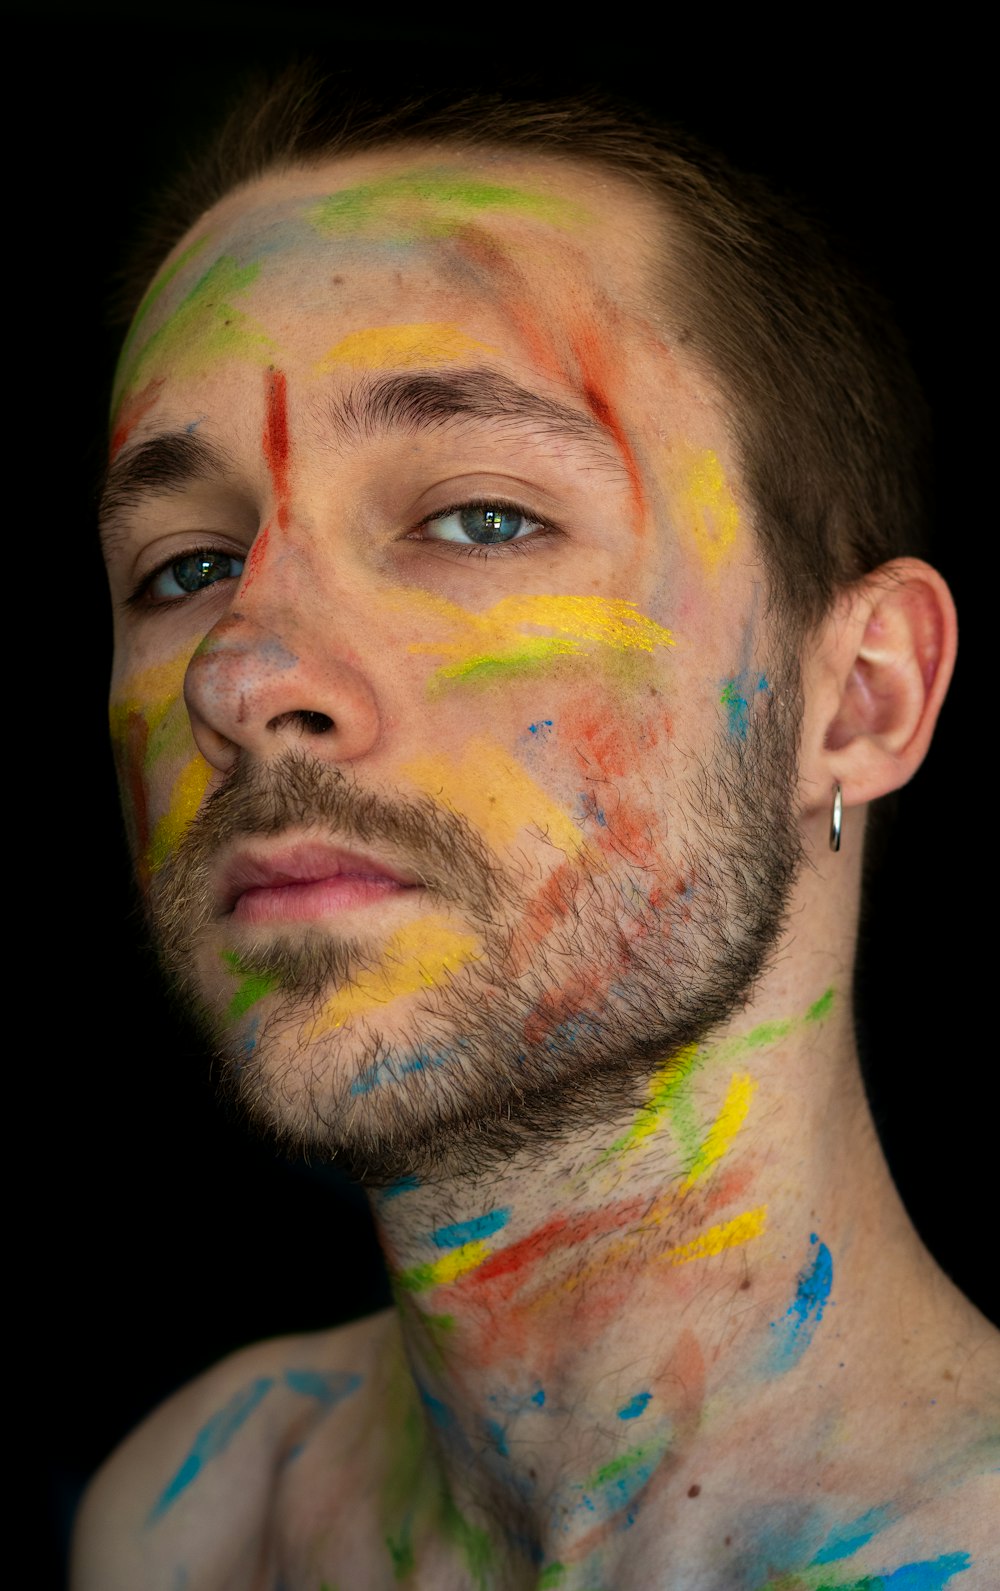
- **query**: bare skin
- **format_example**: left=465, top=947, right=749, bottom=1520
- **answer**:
left=75, top=150, right=998, bottom=1589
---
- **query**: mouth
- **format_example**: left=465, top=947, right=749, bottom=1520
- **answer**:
left=221, top=840, right=421, bottom=926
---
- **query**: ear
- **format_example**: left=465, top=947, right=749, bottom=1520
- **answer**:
left=797, top=558, right=957, bottom=814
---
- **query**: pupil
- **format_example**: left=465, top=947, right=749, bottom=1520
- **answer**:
left=175, top=553, right=233, bottom=592
left=458, top=506, right=522, bottom=544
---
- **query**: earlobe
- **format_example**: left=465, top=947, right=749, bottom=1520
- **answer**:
left=799, top=558, right=957, bottom=812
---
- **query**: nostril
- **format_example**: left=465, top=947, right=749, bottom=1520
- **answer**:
left=268, top=709, right=335, bottom=735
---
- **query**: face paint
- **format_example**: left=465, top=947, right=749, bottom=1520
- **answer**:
left=305, top=915, right=482, bottom=1039
left=402, top=736, right=586, bottom=857
left=308, top=170, right=589, bottom=242
left=315, top=322, right=497, bottom=371
left=113, top=255, right=274, bottom=418
left=110, top=650, right=206, bottom=884
left=393, top=590, right=675, bottom=694
left=665, top=443, right=741, bottom=573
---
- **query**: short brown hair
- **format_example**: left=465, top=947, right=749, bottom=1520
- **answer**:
left=116, top=66, right=931, bottom=633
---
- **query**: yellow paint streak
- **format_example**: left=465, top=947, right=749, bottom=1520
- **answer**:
left=315, top=322, right=496, bottom=372
left=664, top=1205, right=767, bottom=1267
left=680, top=1071, right=756, bottom=1191
left=402, top=737, right=585, bottom=856
left=388, top=589, right=674, bottom=690
left=398, top=1241, right=491, bottom=1293
left=669, top=446, right=740, bottom=573
left=109, top=653, right=190, bottom=741
left=146, top=755, right=212, bottom=871
left=310, top=916, right=481, bottom=1036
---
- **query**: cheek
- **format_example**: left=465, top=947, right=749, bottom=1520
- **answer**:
left=109, top=651, right=209, bottom=887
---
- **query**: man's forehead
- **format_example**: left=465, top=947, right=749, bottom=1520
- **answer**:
left=126, top=147, right=663, bottom=361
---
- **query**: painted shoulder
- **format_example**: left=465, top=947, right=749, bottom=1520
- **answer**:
left=69, top=1314, right=382, bottom=1591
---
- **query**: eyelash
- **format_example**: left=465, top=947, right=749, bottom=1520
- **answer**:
left=126, top=495, right=557, bottom=612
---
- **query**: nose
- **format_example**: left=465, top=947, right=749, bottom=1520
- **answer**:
left=184, top=611, right=382, bottom=774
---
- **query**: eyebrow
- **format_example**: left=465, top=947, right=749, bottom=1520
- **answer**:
left=327, top=367, right=621, bottom=466
left=98, top=432, right=233, bottom=550
left=99, top=367, right=623, bottom=548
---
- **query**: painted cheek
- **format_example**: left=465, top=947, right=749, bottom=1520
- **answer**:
left=110, top=652, right=209, bottom=886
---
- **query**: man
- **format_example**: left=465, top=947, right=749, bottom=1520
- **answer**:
left=73, top=74, right=997, bottom=1589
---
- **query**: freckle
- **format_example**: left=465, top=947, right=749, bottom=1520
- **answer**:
left=332, top=274, right=344, bottom=285
left=724, top=1535, right=732, bottom=1547
left=739, top=1277, right=751, bottom=1291
left=687, top=1483, right=701, bottom=1498
left=942, top=1369, right=954, bottom=1380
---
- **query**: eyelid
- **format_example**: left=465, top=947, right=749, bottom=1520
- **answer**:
left=409, top=495, right=558, bottom=547
left=125, top=542, right=247, bottom=611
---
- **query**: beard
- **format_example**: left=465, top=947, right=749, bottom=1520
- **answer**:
left=147, top=666, right=803, bottom=1187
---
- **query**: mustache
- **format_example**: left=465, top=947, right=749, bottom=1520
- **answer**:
left=149, top=747, right=513, bottom=954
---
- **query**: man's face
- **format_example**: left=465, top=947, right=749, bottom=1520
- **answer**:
left=103, top=150, right=801, bottom=1181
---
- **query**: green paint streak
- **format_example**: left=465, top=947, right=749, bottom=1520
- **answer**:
left=419, top=1312, right=456, bottom=1374
left=667, top=1073, right=704, bottom=1169
left=539, top=1565, right=567, bottom=1587
left=598, top=987, right=837, bottom=1170
left=114, top=255, right=274, bottom=412
left=439, top=1487, right=493, bottom=1590
left=395, top=1261, right=439, bottom=1294
left=116, top=235, right=210, bottom=377
left=806, top=986, right=835, bottom=1024
left=587, top=1444, right=652, bottom=1488
left=310, top=171, right=587, bottom=242
left=222, top=948, right=280, bottom=1020
left=227, top=972, right=279, bottom=1020
left=599, top=1044, right=703, bottom=1161
left=385, top=1528, right=415, bottom=1580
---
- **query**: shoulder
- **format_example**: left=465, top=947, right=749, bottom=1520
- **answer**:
left=70, top=1312, right=389, bottom=1591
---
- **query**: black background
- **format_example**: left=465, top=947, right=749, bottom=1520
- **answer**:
left=29, top=11, right=990, bottom=1586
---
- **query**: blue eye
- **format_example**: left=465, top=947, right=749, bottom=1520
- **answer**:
left=147, top=551, right=245, bottom=602
left=421, top=503, right=542, bottom=546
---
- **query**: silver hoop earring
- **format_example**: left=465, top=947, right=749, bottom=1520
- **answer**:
left=829, top=783, right=843, bottom=853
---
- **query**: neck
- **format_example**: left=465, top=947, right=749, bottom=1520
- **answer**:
left=364, top=966, right=937, bottom=1585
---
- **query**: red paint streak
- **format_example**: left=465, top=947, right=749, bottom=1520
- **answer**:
left=522, top=971, right=601, bottom=1046
left=109, top=378, right=164, bottom=461
left=570, top=323, right=647, bottom=535
left=239, top=521, right=271, bottom=597
left=263, top=369, right=291, bottom=529
left=469, top=1193, right=650, bottom=1293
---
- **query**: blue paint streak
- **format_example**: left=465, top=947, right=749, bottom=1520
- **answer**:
left=485, top=1417, right=509, bottom=1456
left=847, top=1553, right=973, bottom=1591
left=617, top=1391, right=652, bottom=1421
left=148, top=1377, right=275, bottom=1523
left=577, top=791, right=607, bottom=826
left=810, top=1503, right=894, bottom=1566
left=418, top=1386, right=454, bottom=1430
left=283, top=1368, right=363, bottom=1407
left=720, top=671, right=769, bottom=739
left=352, top=1048, right=450, bottom=1095
left=381, top=1174, right=421, bottom=1200
left=767, top=1232, right=833, bottom=1371
left=432, top=1208, right=510, bottom=1250
left=528, top=720, right=553, bottom=735
left=531, top=1388, right=546, bottom=1407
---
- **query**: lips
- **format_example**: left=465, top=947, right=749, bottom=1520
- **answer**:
left=221, top=841, right=419, bottom=926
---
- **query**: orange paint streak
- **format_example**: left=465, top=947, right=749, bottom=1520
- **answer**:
left=109, top=378, right=164, bottom=460
left=570, top=322, right=647, bottom=535
left=263, top=368, right=291, bottom=529
left=239, top=521, right=271, bottom=597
